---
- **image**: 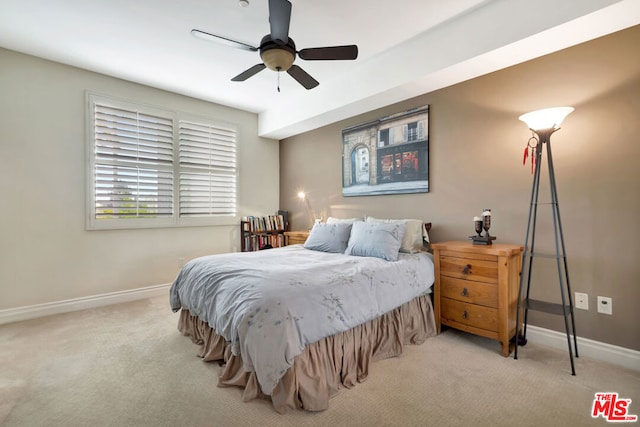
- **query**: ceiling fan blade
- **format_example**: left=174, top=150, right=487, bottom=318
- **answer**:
left=268, top=0, right=291, bottom=45
left=287, top=65, right=319, bottom=90
left=298, top=45, right=359, bottom=61
left=191, top=29, right=258, bottom=52
left=231, top=64, right=267, bottom=81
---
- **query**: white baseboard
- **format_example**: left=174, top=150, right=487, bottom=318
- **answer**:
left=526, top=325, right=640, bottom=372
left=0, top=283, right=171, bottom=326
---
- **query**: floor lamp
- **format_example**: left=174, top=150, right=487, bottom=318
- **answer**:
left=514, top=107, right=579, bottom=375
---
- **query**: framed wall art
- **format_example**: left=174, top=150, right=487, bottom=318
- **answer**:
left=342, top=105, right=429, bottom=197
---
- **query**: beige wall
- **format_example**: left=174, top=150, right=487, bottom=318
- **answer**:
left=279, top=26, right=640, bottom=350
left=0, top=48, right=279, bottom=309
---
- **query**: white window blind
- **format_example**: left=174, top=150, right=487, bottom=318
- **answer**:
left=178, top=120, right=237, bottom=217
left=93, top=104, right=174, bottom=220
left=87, top=93, right=238, bottom=230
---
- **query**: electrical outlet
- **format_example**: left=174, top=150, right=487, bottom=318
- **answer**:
left=597, top=296, right=612, bottom=315
left=575, top=292, right=588, bottom=310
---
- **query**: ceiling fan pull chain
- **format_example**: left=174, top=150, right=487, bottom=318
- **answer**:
left=277, top=69, right=281, bottom=92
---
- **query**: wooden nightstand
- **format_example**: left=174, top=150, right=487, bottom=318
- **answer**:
left=431, top=241, right=523, bottom=357
left=284, top=230, right=309, bottom=246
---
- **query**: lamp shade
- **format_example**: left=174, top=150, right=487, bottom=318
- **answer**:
left=261, top=47, right=295, bottom=71
left=519, top=107, right=574, bottom=131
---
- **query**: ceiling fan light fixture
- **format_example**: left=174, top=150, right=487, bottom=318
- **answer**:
left=261, top=47, right=295, bottom=71
left=193, top=0, right=357, bottom=89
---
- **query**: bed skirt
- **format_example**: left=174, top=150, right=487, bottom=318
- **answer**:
left=177, top=293, right=437, bottom=413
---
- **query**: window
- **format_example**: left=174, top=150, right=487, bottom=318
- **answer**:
left=87, top=94, right=237, bottom=230
left=403, top=120, right=425, bottom=142
left=406, top=122, right=418, bottom=141
left=379, top=128, right=390, bottom=146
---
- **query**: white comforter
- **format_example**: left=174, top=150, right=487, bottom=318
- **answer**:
left=170, top=245, right=434, bottom=395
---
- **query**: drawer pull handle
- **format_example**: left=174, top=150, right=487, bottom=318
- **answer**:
left=462, top=264, right=472, bottom=275
left=462, top=310, right=469, bottom=320
left=461, top=287, right=469, bottom=297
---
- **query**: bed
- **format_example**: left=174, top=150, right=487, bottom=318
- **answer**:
left=170, top=218, right=437, bottom=413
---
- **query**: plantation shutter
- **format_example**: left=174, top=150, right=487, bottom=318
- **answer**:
left=93, top=104, right=174, bottom=219
left=178, top=120, right=237, bottom=217
left=418, top=121, right=425, bottom=140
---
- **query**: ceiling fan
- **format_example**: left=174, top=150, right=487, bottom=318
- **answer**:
left=191, top=0, right=358, bottom=90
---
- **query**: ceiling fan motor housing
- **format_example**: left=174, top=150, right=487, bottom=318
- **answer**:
left=259, top=35, right=296, bottom=71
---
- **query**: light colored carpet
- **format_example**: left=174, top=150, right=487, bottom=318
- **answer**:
left=1, top=296, right=638, bottom=427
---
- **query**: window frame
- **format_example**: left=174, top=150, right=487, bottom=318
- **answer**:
left=85, top=92, right=239, bottom=230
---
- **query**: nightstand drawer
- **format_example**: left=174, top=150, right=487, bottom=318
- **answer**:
left=441, top=298, right=498, bottom=332
left=441, top=276, right=498, bottom=308
left=439, top=253, right=498, bottom=284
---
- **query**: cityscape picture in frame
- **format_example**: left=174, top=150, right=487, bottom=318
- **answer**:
left=342, top=105, right=429, bottom=197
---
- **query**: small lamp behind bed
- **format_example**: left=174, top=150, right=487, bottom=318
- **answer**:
left=297, top=191, right=319, bottom=230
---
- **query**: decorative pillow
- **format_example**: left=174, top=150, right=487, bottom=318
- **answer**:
left=303, top=222, right=353, bottom=253
left=366, top=217, right=427, bottom=253
left=326, top=216, right=363, bottom=224
left=344, top=221, right=406, bottom=261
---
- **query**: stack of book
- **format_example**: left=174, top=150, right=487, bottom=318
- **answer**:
left=241, top=214, right=287, bottom=232
left=240, top=211, right=289, bottom=251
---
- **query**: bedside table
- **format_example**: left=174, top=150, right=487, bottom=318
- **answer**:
left=284, top=230, right=309, bottom=246
left=431, top=241, right=523, bottom=357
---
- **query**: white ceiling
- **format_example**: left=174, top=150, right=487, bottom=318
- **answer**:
left=1, top=0, right=639, bottom=139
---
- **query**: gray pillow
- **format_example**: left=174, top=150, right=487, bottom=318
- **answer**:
left=344, top=221, right=407, bottom=261
left=303, top=222, right=353, bottom=253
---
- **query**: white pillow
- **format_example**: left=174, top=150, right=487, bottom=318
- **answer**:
left=365, top=216, right=427, bottom=253
left=326, top=216, right=363, bottom=224
left=345, top=221, right=406, bottom=261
